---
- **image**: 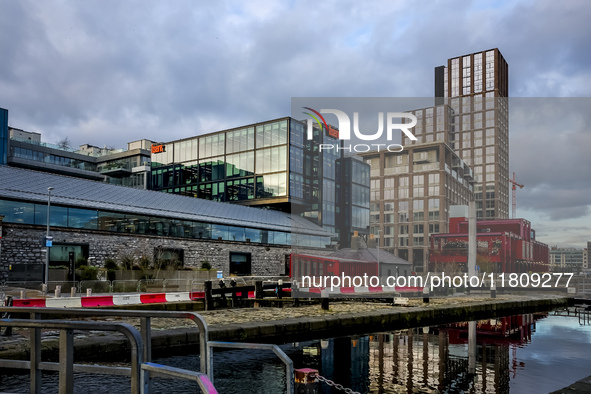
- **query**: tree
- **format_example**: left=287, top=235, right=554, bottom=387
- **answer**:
left=57, top=137, right=71, bottom=150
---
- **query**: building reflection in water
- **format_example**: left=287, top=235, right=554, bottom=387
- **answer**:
left=302, top=313, right=543, bottom=393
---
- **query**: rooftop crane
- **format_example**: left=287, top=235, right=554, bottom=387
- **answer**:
left=509, top=172, right=524, bottom=219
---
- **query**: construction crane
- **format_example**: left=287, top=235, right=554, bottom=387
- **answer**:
left=509, top=172, right=524, bottom=219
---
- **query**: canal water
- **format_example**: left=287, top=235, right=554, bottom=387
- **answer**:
left=1, top=311, right=590, bottom=393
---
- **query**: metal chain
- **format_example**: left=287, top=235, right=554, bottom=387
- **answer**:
left=315, top=374, right=361, bottom=394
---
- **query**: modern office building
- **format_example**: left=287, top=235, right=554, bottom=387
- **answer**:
left=0, top=166, right=332, bottom=282
left=0, top=107, right=153, bottom=189
left=404, top=49, right=510, bottom=220
left=430, top=207, right=549, bottom=273
left=549, top=248, right=585, bottom=273
left=149, top=117, right=370, bottom=248
left=362, top=142, right=474, bottom=271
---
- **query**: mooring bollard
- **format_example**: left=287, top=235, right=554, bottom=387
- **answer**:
left=321, top=289, right=329, bottom=311
left=204, top=280, right=214, bottom=311
left=70, top=287, right=76, bottom=297
left=86, top=288, right=92, bottom=297
left=295, top=368, right=319, bottom=394
left=20, top=290, right=25, bottom=299
left=55, top=285, right=61, bottom=298
left=491, top=282, right=496, bottom=299
left=423, top=286, right=430, bottom=303
left=41, top=284, right=48, bottom=296
left=276, top=279, right=283, bottom=299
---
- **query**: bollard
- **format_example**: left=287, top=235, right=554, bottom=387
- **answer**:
left=86, top=288, right=92, bottom=297
left=295, top=368, right=319, bottom=394
left=70, top=287, right=76, bottom=297
left=41, top=284, right=48, bottom=296
left=320, top=289, right=329, bottom=311
left=423, top=286, right=430, bottom=303
left=55, top=285, right=61, bottom=298
left=277, top=279, right=283, bottom=299
left=254, top=280, right=264, bottom=307
left=204, top=281, right=214, bottom=311
left=20, top=290, right=25, bottom=299
left=490, top=282, right=496, bottom=299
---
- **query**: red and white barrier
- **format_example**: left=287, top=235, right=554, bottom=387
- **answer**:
left=13, top=291, right=207, bottom=308
left=296, top=286, right=423, bottom=295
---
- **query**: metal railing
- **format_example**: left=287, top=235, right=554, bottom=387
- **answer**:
left=141, top=362, right=217, bottom=394
left=207, top=341, right=294, bottom=394
left=0, top=307, right=295, bottom=393
left=0, top=318, right=144, bottom=394
left=0, top=307, right=209, bottom=375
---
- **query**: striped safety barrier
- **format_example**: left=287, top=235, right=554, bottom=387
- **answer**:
left=11, top=291, right=250, bottom=308
left=296, top=286, right=423, bottom=295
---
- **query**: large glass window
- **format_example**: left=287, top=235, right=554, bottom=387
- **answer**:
left=0, top=200, right=35, bottom=224
left=199, top=157, right=225, bottom=182
left=256, top=173, right=287, bottom=197
left=35, top=204, right=68, bottom=227
left=256, top=146, right=287, bottom=174
left=227, top=178, right=255, bottom=201
left=256, top=120, right=288, bottom=148
left=68, top=208, right=98, bottom=230
left=226, top=127, right=255, bottom=154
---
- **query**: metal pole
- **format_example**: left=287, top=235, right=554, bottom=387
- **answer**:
left=468, top=199, right=477, bottom=278
left=45, top=187, right=54, bottom=288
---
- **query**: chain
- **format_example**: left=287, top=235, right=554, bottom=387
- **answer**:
left=315, top=374, right=361, bottom=394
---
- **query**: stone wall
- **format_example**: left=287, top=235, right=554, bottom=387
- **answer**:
left=0, top=223, right=292, bottom=282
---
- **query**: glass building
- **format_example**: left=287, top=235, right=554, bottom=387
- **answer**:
left=150, top=117, right=370, bottom=248
left=0, top=107, right=8, bottom=165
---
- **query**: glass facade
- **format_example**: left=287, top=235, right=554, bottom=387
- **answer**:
left=0, top=198, right=316, bottom=246
left=151, top=119, right=289, bottom=201
left=150, top=117, right=370, bottom=248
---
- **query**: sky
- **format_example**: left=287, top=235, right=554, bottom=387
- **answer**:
left=0, top=0, right=590, bottom=248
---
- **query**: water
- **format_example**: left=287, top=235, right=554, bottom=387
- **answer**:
left=1, top=311, right=590, bottom=393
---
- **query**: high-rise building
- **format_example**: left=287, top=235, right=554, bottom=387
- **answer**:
left=404, top=49, right=510, bottom=220
left=362, top=142, right=474, bottom=270
left=149, top=117, right=370, bottom=248
left=437, top=48, right=509, bottom=220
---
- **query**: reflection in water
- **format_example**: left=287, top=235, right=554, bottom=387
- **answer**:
left=3, top=313, right=590, bottom=393
left=304, top=314, right=541, bottom=393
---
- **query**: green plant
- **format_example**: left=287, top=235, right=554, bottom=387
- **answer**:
left=200, top=261, right=212, bottom=270
left=120, top=255, right=135, bottom=270
left=75, top=257, right=88, bottom=269
left=138, top=255, right=151, bottom=269
left=78, top=266, right=98, bottom=280
left=49, top=265, right=69, bottom=270
left=104, top=258, right=118, bottom=270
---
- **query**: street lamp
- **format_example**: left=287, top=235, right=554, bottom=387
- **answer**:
left=44, top=187, right=54, bottom=290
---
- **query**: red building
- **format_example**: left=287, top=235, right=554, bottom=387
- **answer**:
left=429, top=211, right=549, bottom=273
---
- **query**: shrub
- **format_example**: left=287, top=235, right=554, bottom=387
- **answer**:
left=120, top=255, right=135, bottom=270
left=79, top=266, right=98, bottom=281
left=200, top=261, right=212, bottom=270
left=75, top=257, right=88, bottom=269
left=104, top=258, right=118, bottom=270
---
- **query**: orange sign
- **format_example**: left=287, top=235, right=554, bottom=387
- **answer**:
left=327, top=125, right=339, bottom=139
left=151, top=144, right=165, bottom=154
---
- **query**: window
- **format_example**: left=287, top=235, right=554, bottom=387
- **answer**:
left=229, top=252, right=251, bottom=276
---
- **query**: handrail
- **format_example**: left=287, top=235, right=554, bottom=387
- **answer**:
left=0, top=307, right=209, bottom=375
left=141, top=362, right=218, bottom=394
left=207, top=341, right=294, bottom=394
left=0, top=319, right=144, bottom=394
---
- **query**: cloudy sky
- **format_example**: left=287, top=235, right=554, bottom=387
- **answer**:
left=1, top=0, right=590, bottom=248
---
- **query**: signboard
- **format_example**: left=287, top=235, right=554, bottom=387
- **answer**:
left=45, top=236, right=53, bottom=248
left=151, top=144, right=165, bottom=154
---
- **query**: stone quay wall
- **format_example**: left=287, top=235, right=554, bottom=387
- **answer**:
left=0, top=223, right=292, bottom=282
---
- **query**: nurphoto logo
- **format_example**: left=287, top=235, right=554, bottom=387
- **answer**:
left=303, top=107, right=418, bottom=153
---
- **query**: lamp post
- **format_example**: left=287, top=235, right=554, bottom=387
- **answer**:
left=44, top=187, right=54, bottom=290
